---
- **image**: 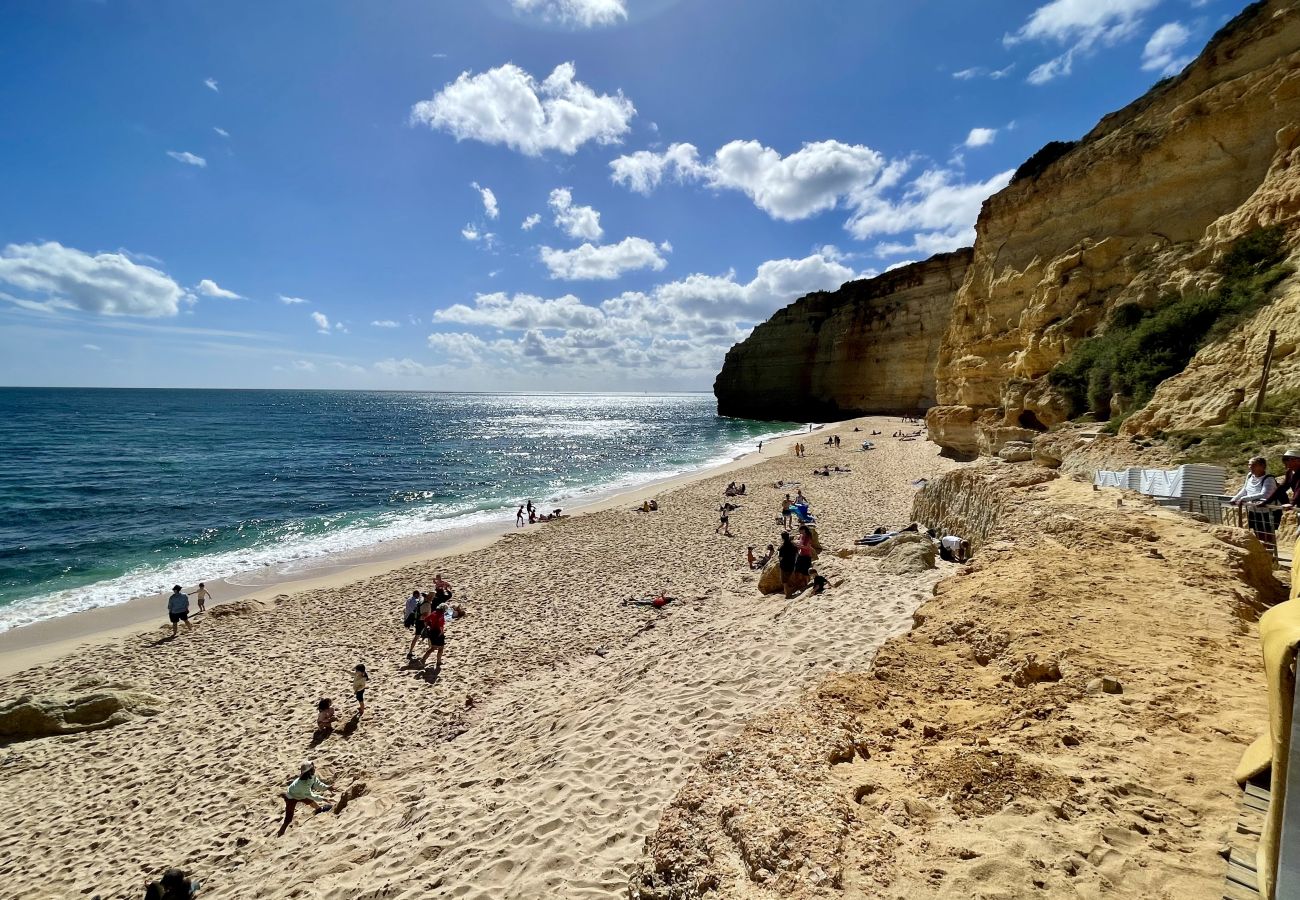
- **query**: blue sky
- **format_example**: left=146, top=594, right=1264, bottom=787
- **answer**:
left=0, top=0, right=1242, bottom=391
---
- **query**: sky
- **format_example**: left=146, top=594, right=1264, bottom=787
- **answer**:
left=0, top=0, right=1246, bottom=392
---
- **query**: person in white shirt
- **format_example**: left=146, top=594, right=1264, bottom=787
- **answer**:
left=1231, top=456, right=1281, bottom=545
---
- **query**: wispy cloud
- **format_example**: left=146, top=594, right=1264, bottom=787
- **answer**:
left=204, top=77, right=219, bottom=92
left=166, top=150, right=207, bottom=168
left=213, top=126, right=230, bottom=138
left=278, top=295, right=308, bottom=305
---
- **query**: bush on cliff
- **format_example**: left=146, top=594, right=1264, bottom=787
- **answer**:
left=1048, top=226, right=1293, bottom=421
left=1166, top=388, right=1300, bottom=474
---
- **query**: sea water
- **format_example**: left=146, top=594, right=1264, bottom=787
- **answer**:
left=0, top=388, right=795, bottom=632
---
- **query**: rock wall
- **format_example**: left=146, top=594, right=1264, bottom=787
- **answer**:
left=714, top=250, right=971, bottom=421
left=928, top=0, right=1300, bottom=454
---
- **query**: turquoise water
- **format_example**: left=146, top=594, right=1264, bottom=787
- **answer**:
left=0, top=389, right=796, bottom=632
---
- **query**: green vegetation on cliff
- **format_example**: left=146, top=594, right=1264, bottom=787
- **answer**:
left=1048, top=226, right=1292, bottom=422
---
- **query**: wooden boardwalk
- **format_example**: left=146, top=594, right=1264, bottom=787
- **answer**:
left=1225, top=780, right=1268, bottom=898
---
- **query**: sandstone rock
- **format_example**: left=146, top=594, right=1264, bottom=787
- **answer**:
left=757, top=562, right=785, bottom=595
left=853, top=531, right=936, bottom=574
left=998, top=442, right=1034, bottom=463
left=0, top=690, right=165, bottom=742
left=714, top=251, right=971, bottom=420
left=1087, top=677, right=1124, bottom=695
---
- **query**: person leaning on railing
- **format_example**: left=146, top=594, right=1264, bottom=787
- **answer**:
left=1232, top=455, right=1284, bottom=545
left=1250, top=449, right=1300, bottom=547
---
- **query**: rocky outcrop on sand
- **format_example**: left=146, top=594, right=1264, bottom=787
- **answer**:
left=714, top=252, right=971, bottom=421
left=629, top=465, right=1283, bottom=898
left=0, top=687, right=164, bottom=742
left=928, top=0, right=1300, bottom=453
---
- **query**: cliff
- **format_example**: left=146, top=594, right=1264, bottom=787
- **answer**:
left=928, top=0, right=1300, bottom=454
left=713, top=251, right=971, bottom=421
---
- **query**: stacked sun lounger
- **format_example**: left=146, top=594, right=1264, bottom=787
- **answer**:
left=1094, top=464, right=1226, bottom=511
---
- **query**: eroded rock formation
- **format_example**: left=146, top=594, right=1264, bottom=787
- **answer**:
left=714, top=251, right=971, bottom=421
left=928, top=0, right=1300, bottom=453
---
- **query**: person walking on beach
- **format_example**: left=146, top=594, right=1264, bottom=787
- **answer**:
left=781, top=493, right=793, bottom=528
left=192, top=582, right=212, bottom=613
left=526, top=500, right=536, bottom=523
left=351, top=664, right=369, bottom=717
left=403, top=589, right=421, bottom=628
left=777, top=531, right=798, bottom=598
left=166, top=585, right=192, bottom=637
left=421, top=601, right=448, bottom=671
left=758, top=440, right=763, bottom=453
left=407, top=592, right=433, bottom=659
left=516, top=505, right=525, bottom=527
left=278, top=761, right=333, bottom=837
left=715, top=503, right=731, bottom=537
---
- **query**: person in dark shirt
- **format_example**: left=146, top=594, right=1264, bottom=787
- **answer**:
left=1263, top=449, right=1300, bottom=506
left=777, top=531, right=799, bottom=598
left=809, top=569, right=829, bottom=595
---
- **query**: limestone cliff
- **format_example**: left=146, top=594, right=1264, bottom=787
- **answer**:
left=714, top=251, right=970, bottom=421
left=928, top=0, right=1300, bottom=454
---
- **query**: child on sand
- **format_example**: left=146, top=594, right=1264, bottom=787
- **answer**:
left=278, top=761, right=333, bottom=836
left=316, top=698, right=338, bottom=730
left=351, top=664, right=369, bottom=717
left=193, top=582, right=211, bottom=613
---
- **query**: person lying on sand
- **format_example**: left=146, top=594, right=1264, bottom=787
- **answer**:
left=278, top=762, right=333, bottom=837
left=623, top=593, right=676, bottom=608
left=316, top=698, right=338, bottom=731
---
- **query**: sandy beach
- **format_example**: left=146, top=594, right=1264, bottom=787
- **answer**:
left=0, top=416, right=958, bottom=899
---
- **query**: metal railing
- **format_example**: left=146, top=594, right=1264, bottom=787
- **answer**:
left=1199, top=494, right=1296, bottom=569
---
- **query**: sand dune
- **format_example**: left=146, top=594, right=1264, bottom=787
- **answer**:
left=0, top=417, right=958, bottom=899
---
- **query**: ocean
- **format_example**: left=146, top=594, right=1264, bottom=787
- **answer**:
left=0, top=388, right=796, bottom=633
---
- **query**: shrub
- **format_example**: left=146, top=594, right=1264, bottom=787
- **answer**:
left=1047, top=226, right=1292, bottom=421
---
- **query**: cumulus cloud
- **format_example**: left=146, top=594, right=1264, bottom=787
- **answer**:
left=204, top=77, right=219, bottom=92
left=611, top=140, right=893, bottom=221
left=0, top=241, right=187, bottom=317
left=847, top=167, right=1015, bottom=256
left=1009, top=0, right=1161, bottom=84
left=411, top=62, right=634, bottom=156
left=279, top=294, right=308, bottom=305
left=196, top=278, right=242, bottom=299
left=471, top=181, right=499, bottom=219
left=435, top=291, right=604, bottom=330
left=539, top=236, right=668, bottom=280
left=511, top=0, right=627, bottom=27
left=167, top=150, right=207, bottom=167
left=311, top=311, right=331, bottom=333
left=548, top=187, right=603, bottom=240
left=521, top=213, right=542, bottom=230
left=1142, top=22, right=1193, bottom=75
left=964, top=127, right=998, bottom=148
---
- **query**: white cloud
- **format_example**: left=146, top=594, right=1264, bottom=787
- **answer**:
left=435, top=291, right=604, bottom=330
left=292, top=359, right=317, bottom=372
left=82, top=343, right=102, bottom=351
left=965, top=127, right=998, bottom=148
left=611, top=139, right=896, bottom=221
left=213, top=127, right=230, bottom=138
left=548, top=187, right=603, bottom=240
left=953, top=64, right=1016, bottom=80
left=522, top=213, right=542, bottom=230
left=462, top=225, right=497, bottom=247
left=1142, top=22, right=1193, bottom=75
left=1010, top=0, right=1161, bottom=84
left=204, top=77, right=219, bottom=92
left=848, top=167, right=1015, bottom=255
left=0, top=242, right=187, bottom=317
left=371, top=319, right=400, bottom=328
left=411, top=62, right=635, bottom=156
left=311, top=311, right=331, bottom=333
left=167, top=150, right=207, bottom=168
left=539, top=236, right=668, bottom=280
left=279, top=294, right=308, bottom=305
left=471, top=181, right=499, bottom=219
left=195, top=278, right=242, bottom=299
left=510, top=0, right=627, bottom=27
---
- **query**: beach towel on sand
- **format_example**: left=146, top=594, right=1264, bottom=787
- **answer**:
left=1235, top=553, right=1300, bottom=900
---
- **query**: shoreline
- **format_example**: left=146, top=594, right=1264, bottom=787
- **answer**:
left=0, top=422, right=814, bottom=676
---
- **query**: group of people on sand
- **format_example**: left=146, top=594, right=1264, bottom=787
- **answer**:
left=163, top=583, right=213, bottom=637
left=813, top=465, right=850, bottom=477
left=822, top=435, right=841, bottom=448
left=516, top=500, right=565, bottom=526
left=725, top=481, right=747, bottom=497
left=1229, top=449, right=1300, bottom=546
left=792, top=442, right=807, bottom=458
left=403, top=573, right=464, bottom=670
left=636, top=498, right=660, bottom=512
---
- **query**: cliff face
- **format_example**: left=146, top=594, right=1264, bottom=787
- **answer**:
left=714, top=250, right=971, bottom=421
left=929, top=0, right=1300, bottom=454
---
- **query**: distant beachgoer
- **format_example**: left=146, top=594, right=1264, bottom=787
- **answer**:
left=316, top=698, right=338, bottom=731
left=834, top=435, right=840, bottom=448
left=421, top=602, right=448, bottom=670
left=516, top=506, right=525, bottom=527
left=777, top=531, right=798, bottom=598
left=738, top=483, right=746, bottom=495
left=193, top=582, right=211, bottom=613
left=796, top=525, right=815, bottom=579
left=747, top=545, right=756, bottom=568
left=810, top=569, right=828, bottom=595
left=407, top=592, right=433, bottom=659
left=715, top=504, right=731, bottom=537
left=527, top=500, right=537, bottom=524
left=781, top=493, right=793, bottom=528
left=351, top=664, right=369, bottom=717
left=758, top=440, right=763, bottom=452
left=144, top=868, right=199, bottom=900
left=278, top=762, right=332, bottom=837
left=795, top=489, right=807, bottom=506
left=167, top=585, right=192, bottom=637
left=649, top=499, right=658, bottom=511
left=403, top=589, right=421, bottom=629
left=939, top=535, right=971, bottom=563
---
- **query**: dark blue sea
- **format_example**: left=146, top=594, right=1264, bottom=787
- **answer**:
left=0, top=389, right=795, bottom=632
